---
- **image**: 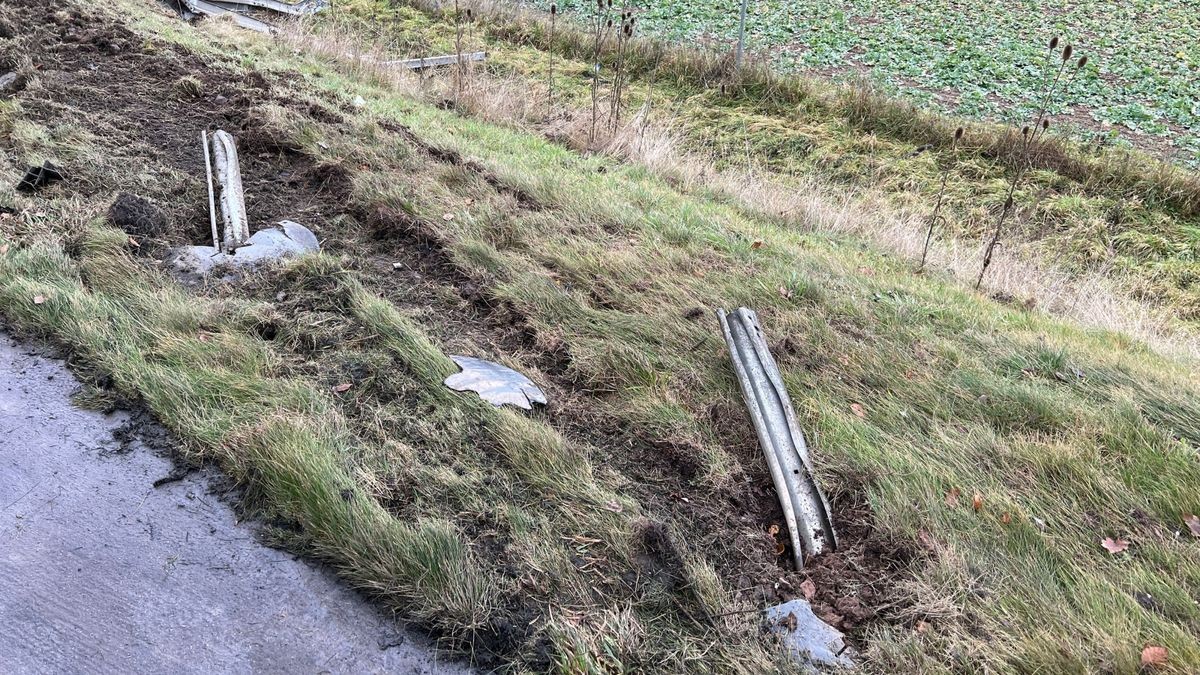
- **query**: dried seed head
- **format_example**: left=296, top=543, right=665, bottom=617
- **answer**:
left=606, top=18, right=612, bottom=27
left=1062, top=44, right=1073, bottom=60
left=551, top=3, right=557, bottom=14
left=1076, top=55, right=1088, bottom=69
left=466, top=8, right=472, bottom=19
left=954, top=127, right=964, bottom=140
left=607, top=0, right=613, bottom=7
left=1022, top=125, right=1031, bottom=137
left=629, top=16, right=636, bottom=26
left=1048, top=36, right=1059, bottom=50
left=1042, top=118, right=1050, bottom=130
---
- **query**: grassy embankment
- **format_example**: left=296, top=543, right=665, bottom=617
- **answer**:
left=1, top=0, right=1199, bottom=672
left=322, top=0, right=1200, bottom=338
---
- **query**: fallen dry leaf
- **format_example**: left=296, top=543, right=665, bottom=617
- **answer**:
left=915, top=620, right=930, bottom=634
left=750, top=239, right=763, bottom=250
left=32, top=295, right=45, bottom=305
left=1183, top=513, right=1200, bottom=538
left=799, top=579, right=816, bottom=600
left=972, top=493, right=983, bottom=512
left=1101, top=537, right=1129, bottom=554
left=767, top=523, right=780, bottom=537
left=1140, top=645, right=1168, bottom=669
left=332, top=382, right=353, bottom=393
left=837, top=355, right=851, bottom=366
left=127, top=236, right=140, bottom=248
left=945, top=487, right=961, bottom=507
left=442, top=213, right=455, bottom=221
left=0, top=244, right=9, bottom=254
left=603, top=501, right=623, bottom=513
left=778, top=611, right=798, bottom=632
left=778, top=286, right=793, bottom=300
left=775, top=541, right=786, bottom=555
left=1001, top=512, right=1012, bottom=525
left=850, top=403, right=866, bottom=418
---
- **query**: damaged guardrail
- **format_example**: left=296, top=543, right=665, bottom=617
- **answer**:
left=718, top=308, right=837, bottom=568
left=207, top=130, right=250, bottom=251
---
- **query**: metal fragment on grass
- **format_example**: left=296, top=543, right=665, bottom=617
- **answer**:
left=765, top=599, right=854, bottom=669
left=380, top=52, right=488, bottom=71
left=717, top=307, right=837, bottom=568
left=444, top=356, right=547, bottom=410
left=167, top=220, right=320, bottom=278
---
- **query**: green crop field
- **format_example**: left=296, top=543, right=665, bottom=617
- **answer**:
left=541, top=0, right=1200, bottom=166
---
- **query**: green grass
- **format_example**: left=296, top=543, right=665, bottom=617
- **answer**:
left=3, top=1, right=1200, bottom=672
left=542, top=0, right=1200, bottom=166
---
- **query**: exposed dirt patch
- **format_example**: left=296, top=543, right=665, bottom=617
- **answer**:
left=108, top=193, right=168, bottom=241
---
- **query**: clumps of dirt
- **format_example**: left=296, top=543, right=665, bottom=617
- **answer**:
left=108, top=193, right=169, bottom=241
left=800, top=494, right=916, bottom=638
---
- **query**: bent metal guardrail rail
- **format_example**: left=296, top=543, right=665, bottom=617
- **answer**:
left=717, top=307, right=837, bottom=568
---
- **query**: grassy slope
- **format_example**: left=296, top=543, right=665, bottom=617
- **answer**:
left=327, top=0, right=1200, bottom=327
left=1, top=1, right=1199, bottom=673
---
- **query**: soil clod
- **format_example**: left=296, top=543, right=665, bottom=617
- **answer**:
left=108, top=193, right=168, bottom=240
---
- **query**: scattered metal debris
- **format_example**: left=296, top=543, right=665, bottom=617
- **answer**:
left=206, top=0, right=328, bottom=16
left=765, top=600, right=854, bottom=670
left=16, top=161, right=64, bottom=193
left=169, top=131, right=319, bottom=279
left=175, top=0, right=276, bottom=34
left=167, top=220, right=319, bottom=277
left=208, top=130, right=250, bottom=251
left=0, top=71, right=24, bottom=97
left=444, top=356, right=547, bottom=410
left=380, top=52, right=488, bottom=71
left=717, top=308, right=837, bottom=568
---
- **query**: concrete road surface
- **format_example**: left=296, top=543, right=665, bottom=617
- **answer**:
left=0, top=331, right=469, bottom=674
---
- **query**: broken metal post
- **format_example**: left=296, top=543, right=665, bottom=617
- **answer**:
left=210, top=130, right=249, bottom=251
left=201, top=130, right=220, bottom=250
left=718, top=308, right=837, bottom=568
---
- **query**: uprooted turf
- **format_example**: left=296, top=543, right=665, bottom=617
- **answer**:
left=1, top=1, right=1199, bottom=673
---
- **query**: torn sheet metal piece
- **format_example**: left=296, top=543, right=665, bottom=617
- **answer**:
left=207, top=0, right=329, bottom=15
left=380, top=52, right=488, bottom=71
left=444, top=356, right=547, bottom=410
left=167, top=220, right=319, bottom=278
left=209, top=130, right=250, bottom=252
left=178, top=0, right=276, bottom=33
left=765, top=600, right=855, bottom=670
left=718, top=307, right=837, bottom=568
left=16, top=161, right=64, bottom=193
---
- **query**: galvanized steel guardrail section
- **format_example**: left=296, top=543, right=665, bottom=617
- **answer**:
left=717, top=307, right=837, bottom=568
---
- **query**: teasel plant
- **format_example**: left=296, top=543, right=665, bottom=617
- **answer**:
left=608, top=12, right=635, bottom=131
left=453, top=0, right=466, bottom=104
left=975, top=38, right=1088, bottom=289
left=589, top=0, right=615, bottom=145
left=548, top=3, right=557, bottom=109
left=920, top=126, right=964, bottom=272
